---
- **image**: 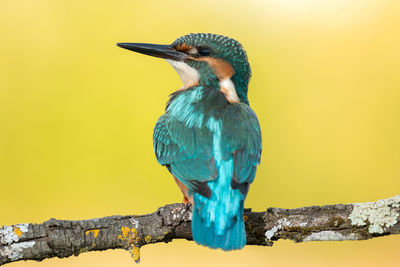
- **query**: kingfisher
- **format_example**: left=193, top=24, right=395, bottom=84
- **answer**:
left=117, top=33, right=262, bottom=251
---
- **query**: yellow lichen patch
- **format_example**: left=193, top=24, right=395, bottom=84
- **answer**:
left=243, top=215, right=248, bottom=222
left=118, top=227, right=140, bottom=245
left=13, top=227, right=23, bottom=237
left=119, top=227, right=131, bottom=240
left=85, top=229, right=100, bottom=238
left=130, top=246, right=141, bottom=263
left=144, top=235, right=152, bottom=243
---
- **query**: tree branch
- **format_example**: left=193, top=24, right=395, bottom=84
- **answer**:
left=1, top=195, right=399, bottom=265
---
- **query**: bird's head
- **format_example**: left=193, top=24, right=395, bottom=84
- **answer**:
left=118, top=33, right=251, bottom=104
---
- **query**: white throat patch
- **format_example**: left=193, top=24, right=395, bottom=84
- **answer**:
left=220, top=78, right=239, bottom=102
left=165, top=59, right=200, bottom=89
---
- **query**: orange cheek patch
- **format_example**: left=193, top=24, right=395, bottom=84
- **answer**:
left=197, top=57, right=235, bottom=80
left=194, top=57, right=239, bottom=102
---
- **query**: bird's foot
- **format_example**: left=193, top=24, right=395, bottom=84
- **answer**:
left=183, top=197, right=192, bottom=211
left=184, top=202, right=192, bottom=211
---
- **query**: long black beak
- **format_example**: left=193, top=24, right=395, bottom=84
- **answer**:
left=117, top=43, right=187, bottom=61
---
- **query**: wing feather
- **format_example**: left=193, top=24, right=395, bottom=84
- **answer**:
left=221, top=104, right=262, bottom=192
left=153, top=114, right=217, bottom=196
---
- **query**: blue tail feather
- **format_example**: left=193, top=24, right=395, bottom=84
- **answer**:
left=192, top=194, right=246, bottom=251
left=190, top=132, right=248, bottom=251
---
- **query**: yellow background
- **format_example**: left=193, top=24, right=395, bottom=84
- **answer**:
left=1, top=0, right=399, bottom=266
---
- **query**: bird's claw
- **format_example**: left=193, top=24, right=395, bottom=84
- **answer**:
left=184, top=201, right=192, bottom=211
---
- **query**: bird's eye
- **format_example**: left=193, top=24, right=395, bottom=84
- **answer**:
left=198, top=47, right=212, bottom=56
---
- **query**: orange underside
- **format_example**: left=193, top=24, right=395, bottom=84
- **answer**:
left=173, top=177, right=193, bottom=205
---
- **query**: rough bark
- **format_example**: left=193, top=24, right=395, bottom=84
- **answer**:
left=1, top=195, right=399, bottom=265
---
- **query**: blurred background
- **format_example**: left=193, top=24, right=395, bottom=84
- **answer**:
left=1, top=0, right=399, bottom=266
